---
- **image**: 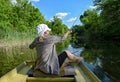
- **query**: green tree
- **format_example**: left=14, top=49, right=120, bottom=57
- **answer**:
left=49, top=16, right=68, bottom=35
left=11, top=0, right=46, bottom=32
left=80, top=10, right=102, bottom=40
left=93, top=0, right=120, bottom=39
left=0, top=0, right=46, bottom=36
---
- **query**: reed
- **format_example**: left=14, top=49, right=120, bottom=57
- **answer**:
left=0, top=31, right=37, bottom=47
left=0, top=44, right=36, bottom=77
left=0, top=31, right=37, bottom=77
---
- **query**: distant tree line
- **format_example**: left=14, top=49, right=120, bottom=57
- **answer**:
left=72, top=0, right=120, bottom=42
left=0, top=0, right=69, bottom=38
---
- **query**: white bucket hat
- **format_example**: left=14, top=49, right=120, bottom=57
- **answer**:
left=36, top=24, right=51, bottom=36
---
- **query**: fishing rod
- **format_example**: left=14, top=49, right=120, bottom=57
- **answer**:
left=70, top=15, right=80, bottom=31
left=71, top=17, right=79, bottom=28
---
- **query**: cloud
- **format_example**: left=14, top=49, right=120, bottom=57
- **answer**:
left=10, top=0, right=40, bottom=5
left=10, top=0, right=17, bottom=5
left=67, top=17, right=77, bottom=22
left=30, top=0, right=40, bottom=2
left=89, top=5, right=98, bottom=9
left=49, top=18, right=54, bottom=21
left=55, top=12, right=69, bottom=19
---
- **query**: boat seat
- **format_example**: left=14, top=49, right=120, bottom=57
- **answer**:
left=26, top=77, right=75, bottom=82
left=27, top=64, right=75, bottom=77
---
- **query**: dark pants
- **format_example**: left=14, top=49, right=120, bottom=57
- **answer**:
left=58, top=51, right=67, bottom=67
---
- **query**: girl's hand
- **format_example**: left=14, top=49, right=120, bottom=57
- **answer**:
left=68, top=30, right=72, bottom=34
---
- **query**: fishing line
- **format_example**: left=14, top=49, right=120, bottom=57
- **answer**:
left=70, top=15, right=80, bottom=30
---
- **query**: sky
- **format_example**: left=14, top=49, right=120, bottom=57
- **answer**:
left=11, top=0, right=96, bottom=28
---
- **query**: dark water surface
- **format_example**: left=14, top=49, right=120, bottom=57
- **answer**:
left=72, top=40, right=120, bottom=82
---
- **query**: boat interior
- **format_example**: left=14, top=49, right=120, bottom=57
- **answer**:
left=0, top=61, right=101, bottom=82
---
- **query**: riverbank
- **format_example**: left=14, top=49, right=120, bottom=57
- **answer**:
left=0, top=32, right=36, bottom=48
left=0, top=39, right=32, bottom=48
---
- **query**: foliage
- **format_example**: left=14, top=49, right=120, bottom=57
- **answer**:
left=72, top=0, right=120, bottom=42
left=0, top=0, right=46, bottom=35
left=80, top=10, right=103, bottom=40
left=0, top=0, right=69, bottom=41
left=100, top=0, right=120, bottom=37
left=93, top=0, right=120, bottom=38
left=48, top=16, right=69, bottom=35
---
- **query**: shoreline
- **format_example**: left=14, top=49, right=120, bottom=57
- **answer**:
left=0, top=39, right=32, bottom=48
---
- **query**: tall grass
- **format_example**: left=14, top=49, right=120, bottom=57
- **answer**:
left=0, top=31, right=37, bottom=77
left=0, top=44, right=36, bottom=77
left=0, top=31, right=37, bottom=46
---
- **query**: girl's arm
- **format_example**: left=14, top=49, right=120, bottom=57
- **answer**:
left=62, top=30, right=72, bottom=40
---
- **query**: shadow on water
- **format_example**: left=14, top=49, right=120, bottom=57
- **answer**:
left=72, top=40, right=120, bottom=82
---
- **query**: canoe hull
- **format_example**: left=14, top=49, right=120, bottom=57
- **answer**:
left=0, top=61, right=101, bottom=82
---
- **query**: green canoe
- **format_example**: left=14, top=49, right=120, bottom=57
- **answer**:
left=0, top=61, right=101, bottom=82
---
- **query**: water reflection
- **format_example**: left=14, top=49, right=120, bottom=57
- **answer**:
left=66, top=45, right=84, bottom=57
left=74, top=40, right=120, bottom=82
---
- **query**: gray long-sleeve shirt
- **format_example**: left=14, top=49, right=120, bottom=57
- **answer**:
left=29, top=35, right=66, bottom=74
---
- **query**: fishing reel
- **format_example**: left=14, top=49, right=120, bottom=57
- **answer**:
left=69, top=28, right=75, bottom=34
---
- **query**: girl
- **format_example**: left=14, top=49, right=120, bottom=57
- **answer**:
left=29, top=24, right=83, bottom=77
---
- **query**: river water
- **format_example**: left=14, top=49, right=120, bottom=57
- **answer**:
left=0, top=41, right=120, bottom=82
left=71, top=40, right=120, bottom=82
